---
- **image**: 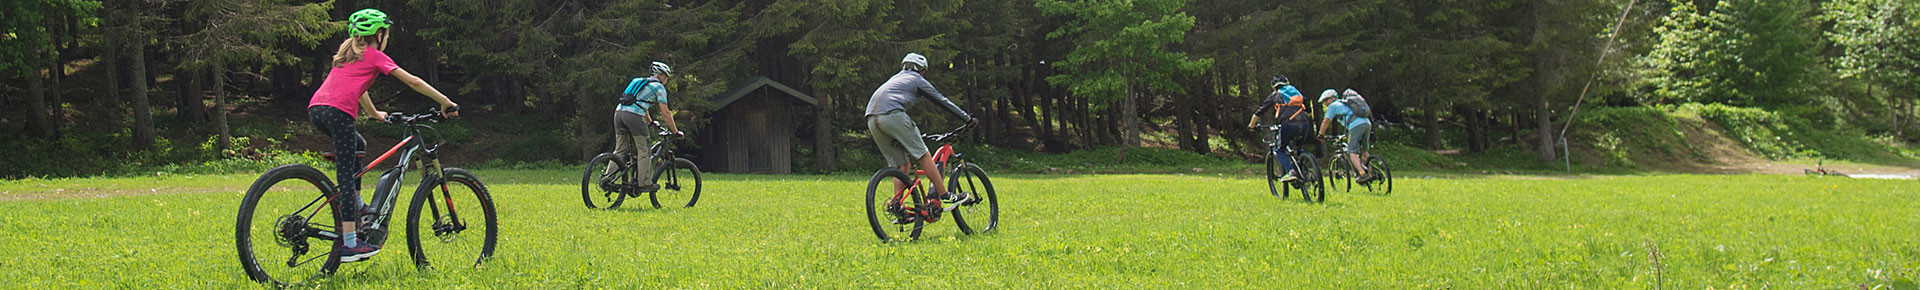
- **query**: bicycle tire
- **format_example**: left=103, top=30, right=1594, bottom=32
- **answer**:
left=1367, top=156, right=1393, bottom=195
left=1267, top=150, right=1284, bottom=198
left=865, top=168, right=923, bottom=242
left=580, top=153, right=630, bottom=209
left=1300, top=153, right=1327, bottom=203
left=236, top=164, right=342, bottom=286
left=948, top=163, right=998, bottom=235
left=405, top=168, right=498, bottom=271
left=649, top=158, right=703, bottom=209
left=1319, top=152, right=1341, bottom=193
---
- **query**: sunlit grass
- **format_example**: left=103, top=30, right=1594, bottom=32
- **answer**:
left=0, top=171, right=1913, bottom=287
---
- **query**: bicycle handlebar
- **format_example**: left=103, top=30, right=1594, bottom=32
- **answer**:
left=386, top=106, right=459, bottom=125
left=649, top=121, right=685, bottom=137
left=922, top=121, right=974, bottom=143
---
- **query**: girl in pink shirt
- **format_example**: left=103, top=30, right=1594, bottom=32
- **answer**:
left=309, top=8, right=460, bottom=262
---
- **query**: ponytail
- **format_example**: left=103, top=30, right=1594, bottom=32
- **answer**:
left=331, top=32, right=385, bottom=67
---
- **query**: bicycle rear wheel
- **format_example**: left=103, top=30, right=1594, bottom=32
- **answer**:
left=406, top=168, right=498, bottom=271
left=649, top=158, right=703, bottom=209
left=580, top=153, right=632, bottom=209
left=865, top=168, right=924, bottom=242
left=948, top=163, right=998, bottom=235
left=236, top=164, right=342, bottom=286
left=1366, top=156, right=1393, bottom=195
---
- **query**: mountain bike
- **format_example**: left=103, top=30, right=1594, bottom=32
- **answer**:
left=1265, top=125, right=1326, bottom=202
left=235, top=108, right=497, bottom=286
left=864, top=122, right=999, bottom=242
left=581, top=121, right=702, bottom=209
left=1323, top=134, right=1393, bottom=195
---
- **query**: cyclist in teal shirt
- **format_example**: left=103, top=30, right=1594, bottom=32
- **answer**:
left=1319, top=89, right=1376, bottom=184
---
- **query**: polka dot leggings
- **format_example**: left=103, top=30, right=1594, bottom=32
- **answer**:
left=308, top=106, right=365, bottom=221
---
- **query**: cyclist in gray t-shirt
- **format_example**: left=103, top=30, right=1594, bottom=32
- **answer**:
left=865, top=53, right=974, bottom=202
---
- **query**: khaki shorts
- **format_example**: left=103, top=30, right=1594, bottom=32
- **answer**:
left=867, top=110, right=929, bottom=167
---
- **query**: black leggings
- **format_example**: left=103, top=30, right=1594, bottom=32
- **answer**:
left=308, top=106, right=366, bottom=221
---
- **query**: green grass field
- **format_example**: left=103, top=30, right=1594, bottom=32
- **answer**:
left=1, top=170, right=1915, bottom=288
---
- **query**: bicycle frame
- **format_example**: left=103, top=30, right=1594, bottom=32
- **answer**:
left=883, top=124, right=970, bottom=222
left=305, top=120, right=454, bottom=242
left=608, top=125, right=683, bottom=191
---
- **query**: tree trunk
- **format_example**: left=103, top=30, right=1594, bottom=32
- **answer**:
left=182, top=68, right=205, bottom=123
left=1530, top=0, right=1561, bottom=162
left=47, top=40, right=65, bottom=137
left=1510, top=109, right=1522, bottom=145
left=1462, top=108, right=1481, bottom=153
left=1536, top=95, right=1556, bottom=161
left=103, top=40, right=123, bottom=118
left=577, top=86, right=601, bottom=161
left=214, top=65, right=232, bottom=152
left=813, top=93, right=835, bottom=173
left=25, top=72, right=51, bottom=138
left=1176, top=94, right=1197, bottom=153
left=129, top=39, right=156, bottom=150
left=1122, top=83, right=1140, bottom=148
left=1191, top=77, right=1214, bottom=154
left=1423, top=108, right=1443, bottom=150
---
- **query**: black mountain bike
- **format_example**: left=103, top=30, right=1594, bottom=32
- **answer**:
left=1265, top=125, right=1326, bottom=202
left=1323, top=134, right=1392, bottom=194
left=582, top=121, right=702, bottom=209
left=236, top=109, right=497, bottom=286
left=864, top=123, right=999, bottom=242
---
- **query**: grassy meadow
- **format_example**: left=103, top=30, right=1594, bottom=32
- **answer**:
left=0, top=170, right=1915, bottom=288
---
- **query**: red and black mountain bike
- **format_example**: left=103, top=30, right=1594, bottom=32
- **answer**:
left=234, top=108, right=497, bottom=286
left=863, top=123, right=1000, bottom=242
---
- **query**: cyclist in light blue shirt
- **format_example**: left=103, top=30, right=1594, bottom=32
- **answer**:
left=1319, top=89, right=1376, bottom=184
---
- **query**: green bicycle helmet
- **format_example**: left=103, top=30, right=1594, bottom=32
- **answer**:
left=346, top=9, right=393, bottom=37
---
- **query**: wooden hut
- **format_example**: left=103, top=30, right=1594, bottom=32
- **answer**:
left=699, top=76, right=818, bottom=174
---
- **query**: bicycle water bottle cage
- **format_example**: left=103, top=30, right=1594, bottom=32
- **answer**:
left=321, top=151, right=368, bottom=161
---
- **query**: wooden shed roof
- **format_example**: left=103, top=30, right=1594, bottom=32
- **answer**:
left=707, top=76, right=818, bottom=108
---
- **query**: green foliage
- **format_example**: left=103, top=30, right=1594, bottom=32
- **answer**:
left=172, top=0, right=337, bottom=69
left=1636, top=0, right=1821, bottom=106
left=1821, top=0, right=1920, bottom=93
left=1037, top=0, right=1212, bottom=101
left=0, top=0, right=99, bottom=78
left=2, top=174, right=1916, bottom=287
left=1682, top=103, right=1814, bottom=158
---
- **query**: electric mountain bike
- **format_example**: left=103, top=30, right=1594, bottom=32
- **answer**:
left=581, top=121, right=702, bottom=209
left=236, top=108, right=497, bottom=286
left=1266, top=125, right=1326, bottom=202
left=864, top=123, right=999, bottom=242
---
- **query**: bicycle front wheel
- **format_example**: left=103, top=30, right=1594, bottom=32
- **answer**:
left=580, top=153, right=631, bottom=209
left=236, top=164, right=341, bottom=286
left=949, top=163, right=998, bottom=235
left=649, top=158, right=703, bottom=209
left=1266, top=150, right=1284, bottom=198
left=1367, top=156, right=1393, bottom=195
left=865, top=168, right=923, bottom=242
left=1299, top=153, right=1326, bottom=203
left=406, top=168, right=499, bottom=271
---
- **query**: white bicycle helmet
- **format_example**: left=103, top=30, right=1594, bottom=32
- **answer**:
left=1343, top=89, right=1361, bottom=99
left=650, top=61, right=672, bottom=76
left=1319, top=89, right=1340, bottom=103
left=902, top=53, right=928, bottom=71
